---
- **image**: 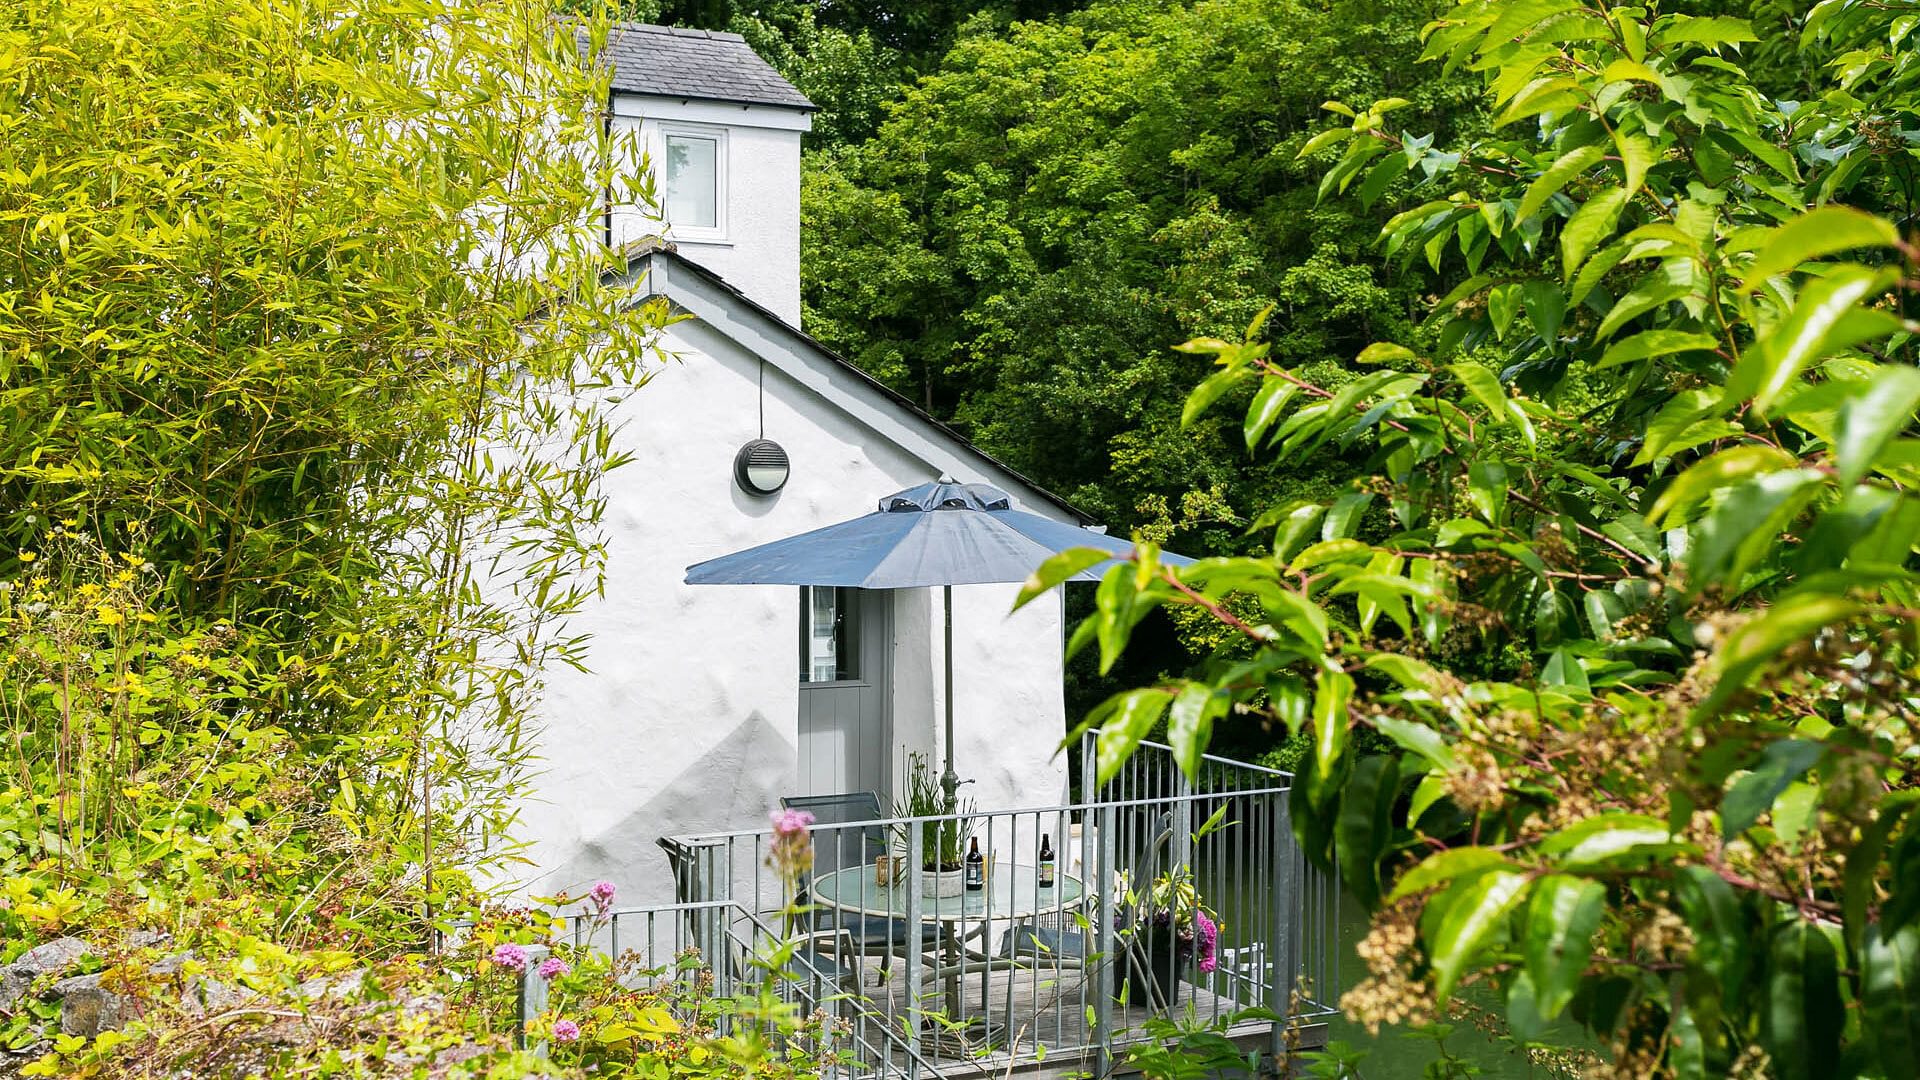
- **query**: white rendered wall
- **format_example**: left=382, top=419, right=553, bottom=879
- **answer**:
left=607, top=95, right=808, bottom=327
left=515, top=325, right=1069, bottom=903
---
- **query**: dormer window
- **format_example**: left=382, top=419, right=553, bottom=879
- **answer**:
left=662, top=125, right=726, bottom=241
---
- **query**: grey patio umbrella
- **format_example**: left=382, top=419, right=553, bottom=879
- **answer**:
left=685, top=479, right=1192, bottom=796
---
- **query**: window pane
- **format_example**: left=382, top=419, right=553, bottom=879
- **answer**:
left=664, top=135, right=718, bottom=229
left=800, top=587, right=860, bottom=683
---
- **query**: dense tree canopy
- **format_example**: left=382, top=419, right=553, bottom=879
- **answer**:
left=799, top=0, right=1476, bottom=553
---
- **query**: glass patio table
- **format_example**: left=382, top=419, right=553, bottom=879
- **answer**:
left=811, top=864, right=1085, bottom=1019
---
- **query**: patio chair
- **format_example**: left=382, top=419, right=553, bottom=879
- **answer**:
left=780, top=792, right=942, bottom=976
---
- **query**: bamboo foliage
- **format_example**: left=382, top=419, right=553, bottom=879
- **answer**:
left=0, top=0, right=672, bottom=931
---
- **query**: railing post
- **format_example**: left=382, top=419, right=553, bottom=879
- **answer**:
left=1172, top=762, right=1193, bottom=876
left=1093, top=802, right=1118, bottom=1078
left=518, top=944, right=551, bottom=1056
left=1270, top=789, right=1300, bottom=1061
left=905, top=815, right=924, bottom=1077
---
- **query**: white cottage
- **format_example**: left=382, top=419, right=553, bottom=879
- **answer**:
left=516, top=25, right=1093, bottom=901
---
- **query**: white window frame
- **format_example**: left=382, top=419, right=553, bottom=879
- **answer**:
left=657, top=122, right=728, bottom=244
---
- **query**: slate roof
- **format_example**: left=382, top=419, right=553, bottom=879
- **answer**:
left=583, top=22, right=814, bottom=111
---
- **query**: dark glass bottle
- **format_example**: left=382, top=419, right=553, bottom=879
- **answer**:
left=1038, top=833, right=1056, bottom=888
left=964, top=836, right=985, bottom=891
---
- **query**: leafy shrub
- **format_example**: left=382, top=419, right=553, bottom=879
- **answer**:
left=1028, top=1, right=1920, bottom=1076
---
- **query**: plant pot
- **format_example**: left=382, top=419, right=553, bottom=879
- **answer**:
left=921, top=867, right=965, bottom=898
left=1120, top=923, right=1185, bottom=1008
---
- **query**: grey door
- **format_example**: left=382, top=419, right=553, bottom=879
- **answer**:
left=797, top=587, right=892, bottom=801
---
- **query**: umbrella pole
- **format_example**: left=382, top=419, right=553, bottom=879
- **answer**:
left=940, top=584, right=959, bottom=800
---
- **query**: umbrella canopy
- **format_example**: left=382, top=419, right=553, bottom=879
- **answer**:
left=685, top=480, right=1187, bottom=587
left=685, top=480, right=1191, bottom=799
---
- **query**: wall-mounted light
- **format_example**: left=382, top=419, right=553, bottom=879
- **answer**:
left=734, top=438, right=789, bottom=496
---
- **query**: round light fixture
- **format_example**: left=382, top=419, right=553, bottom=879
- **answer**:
left=734, top=438, right=790, bottom=496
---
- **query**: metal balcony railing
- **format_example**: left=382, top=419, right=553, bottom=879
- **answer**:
left=613, top=732, right=1338, bottom=1079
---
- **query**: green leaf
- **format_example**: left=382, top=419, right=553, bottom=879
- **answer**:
left=1518, top=145, right=1606, bottom=222
left=1244, top=377, right=1300, bottom=451
left=1647, top=444, right=1797, bottom=526
left=1427, top=869, right=1533, bottom=1002
left=1372, top=716, right=1456, bottom=770
left=1537, top=813, right=1686, bottom=870
left=1675, top=866, right=1751, bottom=1001
left=1765, top=918, right=1843, bottom=1080
left=1290, top=538, right=1372, bottom=570
left=1389, top=847, right=1511, bottom=902
left=1540, top=647, right=1589, bottom=692
left=1270, top=502, right=1328, bottom=561
left=1297, top=127, right=1353, bottom=158
left=1094, top=688, right=1174, bottom=786
left=1655, top=14, right=1757, bottom=46
left=1741, top=207, right=1903, bottom=287
left=1833, top=365, right=1920, bottom=486
left=1015, top=548, right=1111, bottom=610
left=1356, top=341, right=1417, bottom=365
left=1737, top=266, right=1898, bottom=414
left=1612, top=130, right=1653, bottom=197
left=1183, top=367, right=1245, bottom=428
left=1488, top=0, right=1581, bottom=43
left=1687, top=468, right=1824, bottom=588
left=1596, top=328, right=1720, bottom=370
left=1521, top=279, right=1566, bottom=343
left=1862, top=923, right=1920, bottom=1067
left=1451, top=361, right=1510, bottom=421
left=1468, top=460, right=1509, bottom=523
left=1166, top=682, right=1229, bottom=782
left=1593, top=261, right=1693, bottom=340
left=1721, top=740, right=1826, bottom=840
left=1560, top=187, right=1628, bottom=279
left=1846, top=797, right=1917, bottom=958
left=1525, top=875, right=1606, bottom=1019
left=1633, top=389, right=1729, bottom=465
left=1312, top=669, right=1353, bottom=779
left=1336, top=754, right=1399, bottom=909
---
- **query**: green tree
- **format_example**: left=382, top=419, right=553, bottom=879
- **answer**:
left=801, top=0, right=1473, bottom=549
left=1032, top=1, right=1920, bottom=1075
left=1, top=0, right=667, bottom=943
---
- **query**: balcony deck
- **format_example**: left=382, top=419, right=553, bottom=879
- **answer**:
left=527, top=736, right=1340, bottom=1079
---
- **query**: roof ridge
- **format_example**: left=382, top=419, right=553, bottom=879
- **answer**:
left=605, top=19, right=747, bottom=43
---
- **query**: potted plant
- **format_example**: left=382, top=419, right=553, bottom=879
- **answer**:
left=1115, top=868, right=1220, bottom=1007
left=891, top=752, right=973, bottom=898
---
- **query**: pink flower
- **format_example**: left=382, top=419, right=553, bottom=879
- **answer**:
left=537, top=956, right=571, bottom=980
left=588, top=880, right=616, bottom=916
left=551, top=1018, right=581, bottom=1043
left=491, top=943, right=529, bottom=973
left=767, top=807, right=816, bottom=885
left=770, top=808, right=815, bottom=836
left=1194, top=911, right=1219, bottom=974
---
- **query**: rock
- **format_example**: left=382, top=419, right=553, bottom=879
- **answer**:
left=149, top=951, right=194, bottom=977
left=295, top=969, right=368, bottom=1004
left=124, top=931, right=170, bottom=951
left=9, top=937, right=89, bottom=977
left=0, top=969, right=31, bottom=1014
left=54, top=974, right=127, bottom=1038
left=180, top=975, right=248, bottom=1017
